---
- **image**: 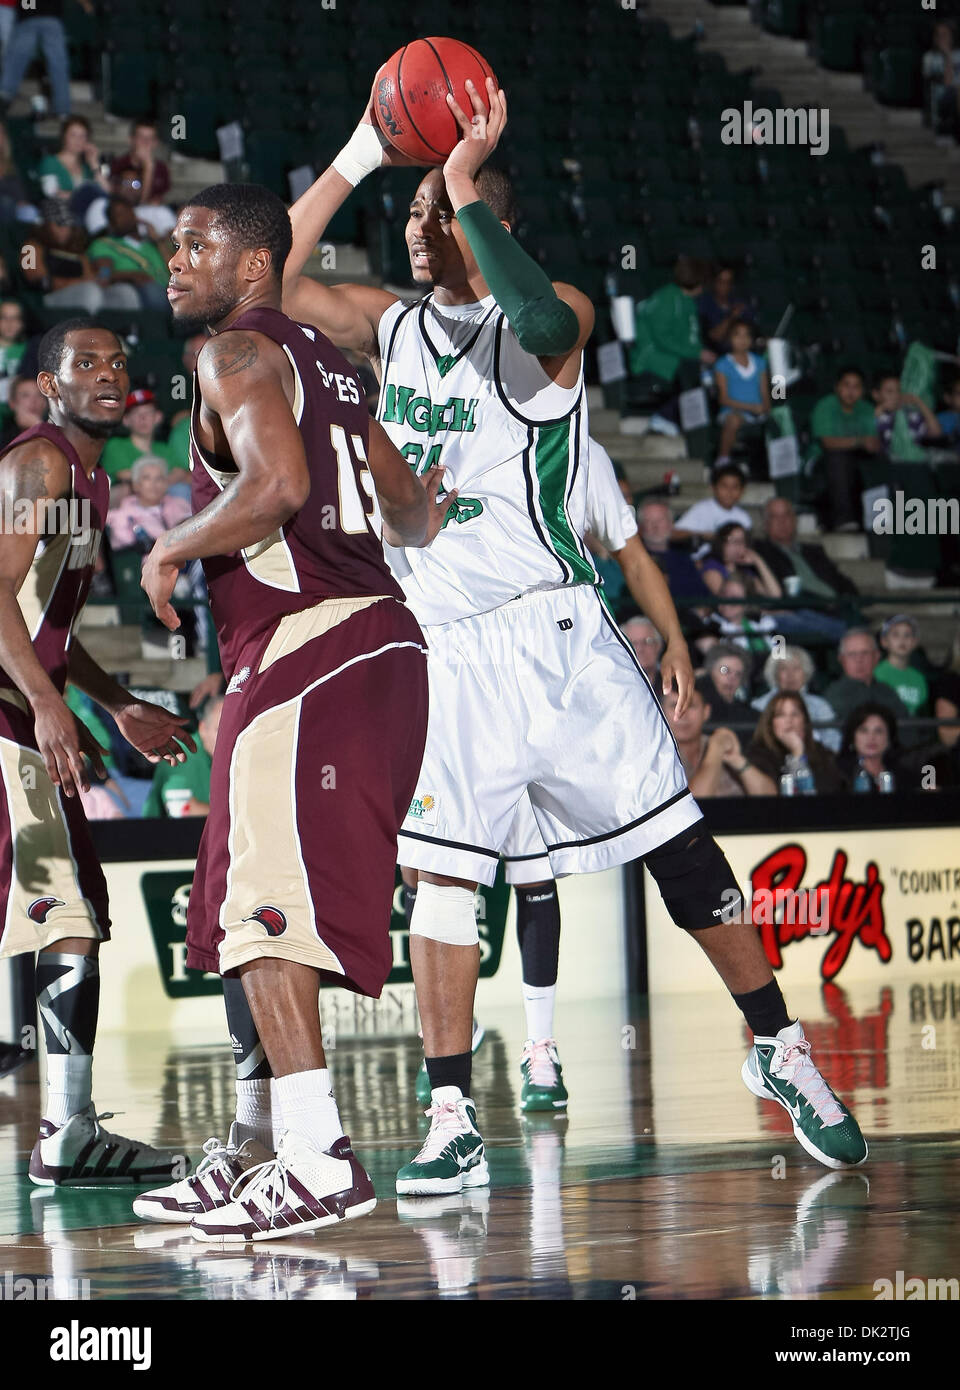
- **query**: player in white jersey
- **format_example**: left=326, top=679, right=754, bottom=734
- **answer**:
left=283, top=75, right=867, bottom=1188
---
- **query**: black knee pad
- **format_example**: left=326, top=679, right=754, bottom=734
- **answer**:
left=644, top=826, right=743, bottom=931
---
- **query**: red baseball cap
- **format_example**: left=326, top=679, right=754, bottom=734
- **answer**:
left=125, top=388, right=155, bottom=409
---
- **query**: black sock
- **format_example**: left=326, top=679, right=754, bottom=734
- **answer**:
left=402, top=883, right=417, bottom=931
left=223, top=975, right=272, bottom=1080
left=732, top=979, right=791, bottom=1039
left=515, top=882, right=561, bottom=987
left=36, top=952, right=99, bottom=1054
left=425, top=1051, right=471, bottom=1096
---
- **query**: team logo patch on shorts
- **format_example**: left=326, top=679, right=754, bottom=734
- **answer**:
left=242, top=905, right=287, bottom=937
left=408, top=793, right=437, bottom=826
left=28, top=896, right=65, bottom=923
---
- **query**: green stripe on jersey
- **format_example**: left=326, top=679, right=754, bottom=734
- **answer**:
left=534, top=422, right=596, bottom=584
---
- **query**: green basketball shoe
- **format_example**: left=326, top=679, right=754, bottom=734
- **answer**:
left=415, top=1019, right=486, bottom=1105
left=519, top=1038, right=568, bottom=1113
left=396, top=1092, right=489, bottom=1196
left=742, top=1020, right=867, bottom=1169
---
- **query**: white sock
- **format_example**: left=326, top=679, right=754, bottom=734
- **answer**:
left=44, top=1054, right=93, bottom=1127
left=522, top=983, right=557, bottom=1042
left=275, top=1069, right=344, bottom=1153
left=234, top=1078, right=273, bottom=1150
left=269, top=1077, right=284, bottom=1151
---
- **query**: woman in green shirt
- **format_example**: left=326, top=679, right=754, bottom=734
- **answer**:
left=37, top=115, right=110, bottom=201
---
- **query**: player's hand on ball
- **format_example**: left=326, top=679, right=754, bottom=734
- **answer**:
left=141, top=548, right=181, bottom=632
left=443, top=77, right=507, bottom=184
left=661, top=638, right=695, bottom=719
left=114, top=700, right=197, bottom=765
left=361, top=67, right=427, bottom=168
left=422, top=465, right=460, bottom=544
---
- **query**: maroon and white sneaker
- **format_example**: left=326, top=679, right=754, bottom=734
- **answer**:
left=29, top=1104, right=190, bottom=1188
left=133, top=1123, right=273, bottom=1223
left=190, top=1131, right=376, bottom=1244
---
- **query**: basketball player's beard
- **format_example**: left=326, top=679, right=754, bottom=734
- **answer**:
left=175, top=286, right=243, bottom=336
left=60, top=407, right=123, bottom=440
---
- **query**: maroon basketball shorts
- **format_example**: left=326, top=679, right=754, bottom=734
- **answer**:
left=186, top=596, right=428, bottom=996
left=0, top=689, right=110, bottom=958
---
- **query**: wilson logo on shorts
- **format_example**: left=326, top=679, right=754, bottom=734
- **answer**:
left=557, top=618, right=573, bottom=631
left=242, top=906, right=287, bottom=937
left=27, top=896, right=65, bottom=923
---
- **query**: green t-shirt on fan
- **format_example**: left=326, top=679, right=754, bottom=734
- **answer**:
left=873, top=661, right=928, bottom=716
left=88, top=235, right=169, bottom=285
left=143, top=746, right=212, bottom=818
left=809, top=395, right=877, bottom=460
left=101, top=436, right=178, bottom=481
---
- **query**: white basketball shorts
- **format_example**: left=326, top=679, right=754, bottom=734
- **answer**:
left=398, top=583, right=703, bottom=886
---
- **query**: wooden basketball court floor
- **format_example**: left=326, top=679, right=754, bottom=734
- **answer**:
left=0, top=978, right=957, bottom=1303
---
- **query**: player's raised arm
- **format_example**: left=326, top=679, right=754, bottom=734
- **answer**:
left=442, top=78, right=594, bottom=386
left=283, top=73, right=413, bottom=357
left=141, top=330, right=310, bottom=628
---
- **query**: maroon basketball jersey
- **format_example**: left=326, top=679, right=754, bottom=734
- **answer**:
left=190, top=306, right=403, bottom=676
left=0, top=422, right=108, bottom=696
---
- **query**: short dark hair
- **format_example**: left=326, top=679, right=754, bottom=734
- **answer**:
left=60, top=114, right=91, bottom=141
left=835, top=363, right=864, bottom=385
left=475, top=166, right=516, bottom=226
left=188, top=183, right=292, bottom=281
left=729, top=317, right=752, bottom=335
left=37, top=318, right=120, bottom=375
left=711, top=462, right=746, bottom=488
left=674, top=255, right=706, bottom=290
left=873, top=368, right=899, bottom=390
left=131, top=116, right=156, bottom=133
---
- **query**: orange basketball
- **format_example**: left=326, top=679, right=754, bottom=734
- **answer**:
left=374, top=37, right=498, bottom=166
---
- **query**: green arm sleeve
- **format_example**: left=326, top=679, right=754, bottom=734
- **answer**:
left=454, top=200, right=581, bottom=356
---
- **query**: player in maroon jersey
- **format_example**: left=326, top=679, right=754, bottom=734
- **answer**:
left=136, top=184, right=447, bottom=1241
left=0, top=318, right=196, bottom=1186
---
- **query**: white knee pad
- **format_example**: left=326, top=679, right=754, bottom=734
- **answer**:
left=408, top=882, right=479, bottom=946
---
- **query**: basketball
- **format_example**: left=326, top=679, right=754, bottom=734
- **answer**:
left=374, top=37, right=498, bottom=166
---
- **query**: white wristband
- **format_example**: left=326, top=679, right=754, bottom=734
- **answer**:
left=332, top=123, right=384, bottom=186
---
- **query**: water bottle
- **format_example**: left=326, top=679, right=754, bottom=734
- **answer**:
left=877, top=770, right=895, bottom=794
left=663, top=468, right=680, bottom=496
left=795, top=760, right=816, bottom=796
left=853, top=760, right=873, bottom=794
left=779, top=772, right=797, bottom=797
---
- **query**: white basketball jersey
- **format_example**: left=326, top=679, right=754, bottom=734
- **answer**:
left=584, top=439, right=638, bottom=554
left=377, top=292, right=598, bottom=626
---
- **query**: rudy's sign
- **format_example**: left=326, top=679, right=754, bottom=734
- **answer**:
left=646, top=827, right=960, bottom=993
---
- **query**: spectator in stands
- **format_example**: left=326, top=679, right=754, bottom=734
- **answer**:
left=0, top=373, right=46, bottom=448
left=674, top=462, right=752, bottom=543
left=696, top=643, right=756, bottom=732
left=873, top=371, right=942, bottom=454
left=0, top=298, right=25, bottom=404
left=809, top=365, right=880, bottom=532
left=713, top=320, right=769, bottom=466
left=823, top=628, right=910, bottom=727
left=923, top=21, right=960, bottom=140
left=102, top=388, right=184, bottom=493
left=143, top=695, right=223, bottom=818
left=106, top=455, right=192, bottom=551
left=88, top=197, right=171, bottom=310
left=22, top=201, right=140, bottom=312
left=746, top=692, right=843, bottom=794
left=622, top=616, right=663, bottom=691
left=699, top=521, right=782, bottom=598
left=109, top=118, right=175, bottom=240
left=638, top=500, right=711, bottom=602
left=837, top=703, right=903, bottom=792
left=36, top=116, right=108, bottom=206
left=931, top=628, right=960, bottom=749
left=874, top=614, right=929, bottom=716
left=0, top=121, right=38, bottom=221
left=936, top=374, right=960, bottom=446
left=628, top=254, right=715, bottom=434
left=0, top=0, right=90, bottom=120
left=662, top=686, right=775, bottom=797
left=753, top=497, right=858, bottom=611
left=751, top=646, right=842, bottom=752
left=701, top=576, right=777, bottom=663
left=698, top=263, right=753, bottom=355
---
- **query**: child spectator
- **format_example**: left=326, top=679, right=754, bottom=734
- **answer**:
left=101, top=388, right=187, bottom=494
left=713, top=319, right=769, bottom=465
left=874, top=614, right=929, bottom=717
left=699, top=521, right=782, bottom=598
left=809, top=365, right=880, bottom=531
left=0, top=299, right=25, bottom=403
left=873, top=372, right=941, bottom=454
left=674, top=463, right=752, bottom=542
left=0, top=373, right=46, bottom=448
left=751, top=646, right=842, bottom=752
left=661, top=686, right=775, bottom=797
left=746, top=692, right=843, bottom=794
